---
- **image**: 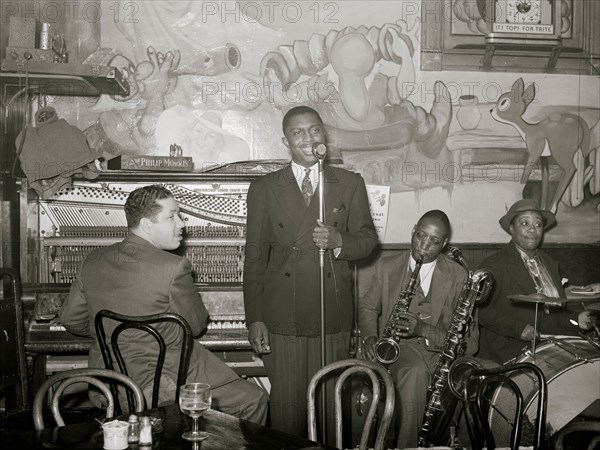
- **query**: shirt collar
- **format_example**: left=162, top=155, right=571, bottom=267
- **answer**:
left=409, top=254, right=437, bottom=272
left=291, top=161, right=319, bottom=187
left=515, top=244, right=538, bottom=261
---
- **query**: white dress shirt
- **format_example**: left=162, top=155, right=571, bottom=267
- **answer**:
left=409, top=254, right=437, bottom=297
left=291, top=161, right=319, bottom=191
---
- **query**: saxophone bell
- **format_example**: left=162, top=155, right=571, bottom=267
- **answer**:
left=375, top=338, right=401, bottom=365
left=447, top=356, right=485, bottom=399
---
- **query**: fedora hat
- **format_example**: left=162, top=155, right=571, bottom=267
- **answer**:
left=499, top=199, right=556, bottom=234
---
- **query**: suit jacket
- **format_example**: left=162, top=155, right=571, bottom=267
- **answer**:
left=477, top=241, right=579, bottom=363
left=243, top=164, right=378, bottom=337
left=59, top=233, right=239, bottom=398
left=358, top=253, right=478, bottom=354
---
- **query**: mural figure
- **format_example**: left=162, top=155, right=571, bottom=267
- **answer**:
left=86, top=43, right=243, bottom=162
left=245, top=23, right=453, bottom=192
left=491, top=78, right=599, bottom=213
left=85, top=46, right=181, bottom=156
left=84, top=2, right=452, bottom=185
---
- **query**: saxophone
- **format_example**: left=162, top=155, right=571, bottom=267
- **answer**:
left=418, top=247, right=493, bottom=447
left=374, top=254, right=423, bottom=365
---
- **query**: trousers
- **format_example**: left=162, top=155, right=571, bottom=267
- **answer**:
left=262, top=331, right=350, bottom=445
left=389, top=341, right=440, bottom=449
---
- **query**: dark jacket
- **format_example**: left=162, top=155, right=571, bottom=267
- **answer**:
left=243, top=164, right=378, bottom=336
left=477, top=241, right=579, bottom=363
left=59, top=233, right=240, bottom=401
left=358, top=253, right=478, bottom=354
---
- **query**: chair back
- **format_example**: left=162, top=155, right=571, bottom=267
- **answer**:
left=32, top=367, right=145, bottom=430
left=456, top=360, right=548, bottom=450
left=307, top=358, right=395, bottom=450
left=94, top=310, right=193, bottom=410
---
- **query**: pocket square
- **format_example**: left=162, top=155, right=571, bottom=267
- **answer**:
left=333, top=205, right=346, bottom=213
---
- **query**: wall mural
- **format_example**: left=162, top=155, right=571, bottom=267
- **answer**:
left=41, top=0, right=598, bottom=243
left=491, top=78, right=599, bottom=214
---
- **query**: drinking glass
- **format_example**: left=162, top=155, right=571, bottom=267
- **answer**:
left=179, top=383, right=211, bottom=441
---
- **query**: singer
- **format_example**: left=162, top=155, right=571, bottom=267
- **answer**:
left=243, top=106, right=378, bottom=441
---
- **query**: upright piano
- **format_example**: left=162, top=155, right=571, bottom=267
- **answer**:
left=20, top=167, right=285, bottom=381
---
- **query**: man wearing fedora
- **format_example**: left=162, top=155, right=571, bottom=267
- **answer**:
left=476, top=198, right=590, bottom=363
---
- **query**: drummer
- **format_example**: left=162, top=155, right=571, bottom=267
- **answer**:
left=476, top=199, right=597, bottom=364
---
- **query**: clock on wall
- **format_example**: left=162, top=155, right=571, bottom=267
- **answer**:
left=487, top=0, right=560, bottom=39
left=483, top=0, right=562, bottom=69
left=505, top=0, right=542, bottom=24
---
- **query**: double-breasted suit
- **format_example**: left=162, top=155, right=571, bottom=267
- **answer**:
left=477, top=241, right=578, bottom=363
left=244, top=164, right=378, bottom=336
left=243, top=163, right=378, bottom=436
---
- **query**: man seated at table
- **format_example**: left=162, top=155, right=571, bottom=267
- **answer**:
left=477, top=199, right=597, bottom=364
left=359, top=210, right=478, bottom=448
left=59, top=184, right=267, bottom=424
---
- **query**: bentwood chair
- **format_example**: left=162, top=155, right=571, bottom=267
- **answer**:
left=32, top=368, right=145, bottom=430
left=94, top=310, right=193, bottom=411
left=307, top=358, right=395, bottom=450
left=452, top=358, right=548, bottom=450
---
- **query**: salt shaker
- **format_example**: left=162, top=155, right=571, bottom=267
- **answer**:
left=139, top=416, right=153, bottom=446
left=127, top=414, right=139, bottom=444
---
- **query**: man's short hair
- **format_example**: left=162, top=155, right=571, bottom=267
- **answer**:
left=125, top=185, right=173, bottom=228
left=417, top=210, right=451, bottom=236
left=282, top=106, right=323, bottom=134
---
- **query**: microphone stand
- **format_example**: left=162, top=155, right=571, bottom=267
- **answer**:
left=316, top=150, right=327, bottom=443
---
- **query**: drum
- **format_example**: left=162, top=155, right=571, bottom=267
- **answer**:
left=488, top=337, right=600, bottom=446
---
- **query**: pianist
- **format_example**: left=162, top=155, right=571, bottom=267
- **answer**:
left=59, top=184, right=267, bottom=423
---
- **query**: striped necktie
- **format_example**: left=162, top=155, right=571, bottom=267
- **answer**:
left=301, top=168, right=313, bottom=206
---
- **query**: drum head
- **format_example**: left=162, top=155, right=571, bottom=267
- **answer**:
left=488, top=338, right=600, bottom=446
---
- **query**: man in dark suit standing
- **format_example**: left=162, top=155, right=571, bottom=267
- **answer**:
left=359, top=210, right=476, bottom=449
left=59, top=185, right=267, bottom=423
left=243, top=106, right=378, bottom=438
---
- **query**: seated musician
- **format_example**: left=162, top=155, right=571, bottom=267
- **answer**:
left=59, top=185, right=267, bottom=423
left=359, top=210, right=478, bottom=449
left=477, top=199, right=597, bottom=364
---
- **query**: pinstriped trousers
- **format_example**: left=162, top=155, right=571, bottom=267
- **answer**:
left=261, top=331, right=350, bottom=444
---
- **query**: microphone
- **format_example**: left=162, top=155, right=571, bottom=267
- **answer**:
left=447, top=245, right=462, bottom=260
left=447, top=245, right=469, bottom=272
left=312, top=143, right=327, bottom=160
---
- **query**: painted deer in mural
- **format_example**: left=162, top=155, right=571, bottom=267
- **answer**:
left=491, top=78, right=592, bottom=213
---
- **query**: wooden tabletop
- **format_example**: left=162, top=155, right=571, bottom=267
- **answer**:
left=0, top=403, right=336, bottom=450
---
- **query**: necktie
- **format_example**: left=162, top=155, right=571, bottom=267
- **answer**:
left=301, top=168, right=313, bottom=206
left=525, top=256, right=560, bottom=298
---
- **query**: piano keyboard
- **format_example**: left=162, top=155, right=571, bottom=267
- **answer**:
left=27, top=318, right=251, bottom=351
